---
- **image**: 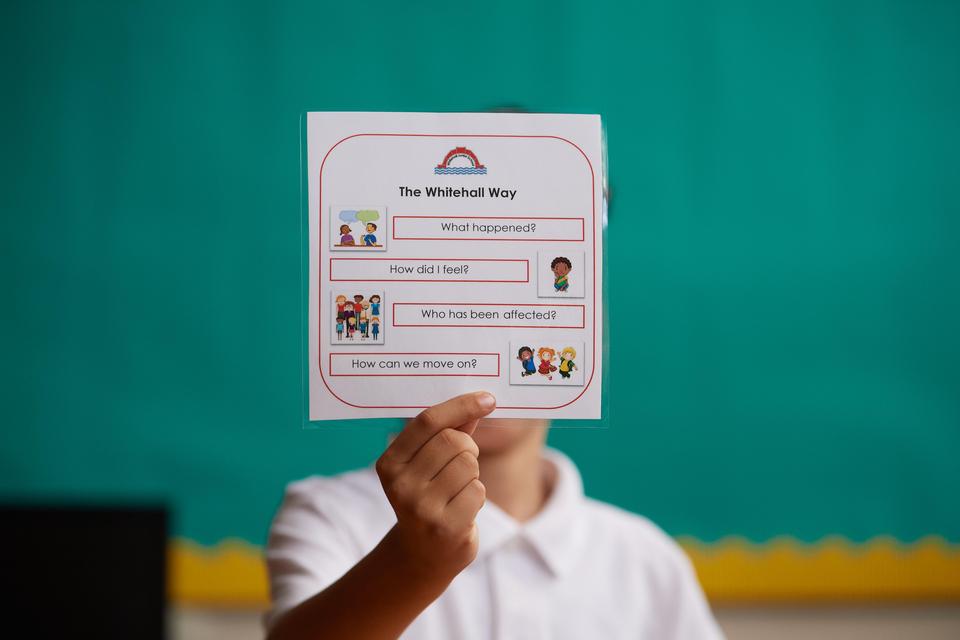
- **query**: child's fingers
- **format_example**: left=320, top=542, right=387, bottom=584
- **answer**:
left=454, top=418, right=481, bottom=438
left=406, top=429, right=479, bottom=482
left=388, top=392, right=495, bottom=463
left=383, top=450, right=479, bottom=531
left=443, top=479, right=486, bottom=531
left=427, top=449, right=480, bottom=503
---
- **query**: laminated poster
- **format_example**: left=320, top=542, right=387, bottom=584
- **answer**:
left=305, top=112, right=604, bottom=420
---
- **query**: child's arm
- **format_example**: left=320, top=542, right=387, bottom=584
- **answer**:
left=267, top=392, right=495, bottom=640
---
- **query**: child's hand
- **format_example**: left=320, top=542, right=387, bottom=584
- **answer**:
left=375, top=391, right=496, bottom=584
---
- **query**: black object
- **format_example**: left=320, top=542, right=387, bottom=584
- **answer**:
left=0, top=505, right=167, bottom=639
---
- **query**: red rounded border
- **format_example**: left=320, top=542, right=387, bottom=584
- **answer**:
left=318, top=133, right=596, bottom=410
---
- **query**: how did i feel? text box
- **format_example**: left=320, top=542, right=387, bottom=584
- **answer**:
left=329, top=258, right=529, bottom=282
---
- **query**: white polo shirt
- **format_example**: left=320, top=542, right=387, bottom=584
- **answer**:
left=265, top=448, right=724, bottom=639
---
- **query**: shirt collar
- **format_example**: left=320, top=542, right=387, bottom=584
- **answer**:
left=475, top=447, right=587, bottom=578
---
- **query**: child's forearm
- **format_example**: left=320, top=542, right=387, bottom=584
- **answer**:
left=270, top=393, right=494, bottom=639
left=268, top=525, right=453, bottom=640
left=270, top=393, right=495, bottom=640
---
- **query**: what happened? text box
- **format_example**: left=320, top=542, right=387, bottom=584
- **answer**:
left=329, top=352, right=500, bottom=376
left=329, top=258, right=529, bottom=282
left=393, top=216, right=585, bottom=241
left=393, top=303, right=586, bottom=328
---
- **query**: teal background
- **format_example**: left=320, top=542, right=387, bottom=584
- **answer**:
left=2, top=1, right=958, bottom=547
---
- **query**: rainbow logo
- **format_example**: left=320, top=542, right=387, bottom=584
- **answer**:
left=435, top=146, right=487, bottom=175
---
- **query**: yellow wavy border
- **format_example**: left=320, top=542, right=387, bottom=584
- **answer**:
left=170, top=538, right=269, bottom=607
left=681, top=535, right=960, bottom=603
left=169, top=536, right=960, bottom=607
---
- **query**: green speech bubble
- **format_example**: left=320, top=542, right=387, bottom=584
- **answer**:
left=356, top=209, right=380, bottom=224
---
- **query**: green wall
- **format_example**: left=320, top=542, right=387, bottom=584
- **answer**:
left=2, top=0, right=958, bottom=547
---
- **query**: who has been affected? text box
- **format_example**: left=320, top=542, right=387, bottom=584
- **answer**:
left=393, top=303, right=586, bottom=328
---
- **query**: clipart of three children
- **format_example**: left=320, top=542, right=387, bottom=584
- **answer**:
left=517, top=345, right=577, bottom=381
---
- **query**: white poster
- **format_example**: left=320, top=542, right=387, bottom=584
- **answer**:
left=307, top=112, right=603, bottom=420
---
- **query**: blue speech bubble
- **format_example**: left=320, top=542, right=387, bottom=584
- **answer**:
left=338, top=209, right=358, bottom=222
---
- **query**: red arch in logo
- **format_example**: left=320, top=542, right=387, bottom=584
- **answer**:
left=437, top=146, right=485, bottom=169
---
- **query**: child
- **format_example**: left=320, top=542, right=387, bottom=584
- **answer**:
left=558, top=346, right=577, bottom=379
left=371, top=316, right=380, bottom=340
left=551, top=256, right=572, bottom=292
left=342, top=301, right=356, bottom=328
left=265, top=393, right=723, bottom=639
left=339, top=224, right=356, bottom=246
left=361, top=302, right=372, bottom=336
left=517, top=345, right=536, bottom=376
left=362, top=222, right=378, bottom=246
left=346, top=316, right=356, bottom=338
left=335, top=319, right=344, bottom=340
left=537, top=346, right=557, bottom=380
left=370, top=294, right=381, bottom=317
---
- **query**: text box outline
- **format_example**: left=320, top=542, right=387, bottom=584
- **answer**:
left=329, top=352, right=501, bottom=377
left=392, top=302, right=586, bottom=329
left=392, top=215, right=586, bottom=242
left=329, top=257, right=529, bottom=283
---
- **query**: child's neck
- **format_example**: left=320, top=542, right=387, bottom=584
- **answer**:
left=478, top=425, right=553, bottom=523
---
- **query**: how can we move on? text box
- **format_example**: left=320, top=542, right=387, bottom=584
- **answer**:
left=328, top=352, right=500, bottom=376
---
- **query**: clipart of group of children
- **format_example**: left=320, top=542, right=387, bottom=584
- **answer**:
left=517, top=345, right=577, bottom=381
left=335, top=293, right=382, bottom=341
